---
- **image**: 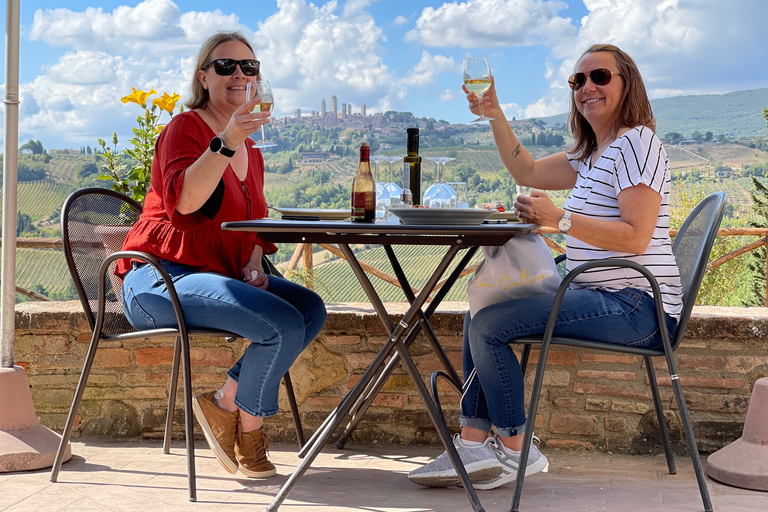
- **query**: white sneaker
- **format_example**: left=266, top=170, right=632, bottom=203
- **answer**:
left=408, top=434, right=503, bottom=488
left=471, top=435, right=548, bottom=490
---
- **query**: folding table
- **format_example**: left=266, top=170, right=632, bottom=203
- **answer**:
left=221, top=217, right=535, bottom=512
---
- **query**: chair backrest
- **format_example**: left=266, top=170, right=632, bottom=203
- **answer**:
left=61, top=188, right=142, bottom=336
left=670, top=191, right=727, bottom=348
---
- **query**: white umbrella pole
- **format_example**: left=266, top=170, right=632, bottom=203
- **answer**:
left=0, top=0, right=71, bottom=473
left=1, top=0, right=20, bottom=368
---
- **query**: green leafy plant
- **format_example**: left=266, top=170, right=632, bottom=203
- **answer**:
left=96, top=88, right=182, bottom=203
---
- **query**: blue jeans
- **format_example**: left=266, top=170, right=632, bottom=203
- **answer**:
left=460, top=287, right=676, bottom=436
left=122, top=260, right=327, bottom=417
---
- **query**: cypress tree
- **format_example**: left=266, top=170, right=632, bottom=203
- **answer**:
left=745, top=108, right=768, bottom=305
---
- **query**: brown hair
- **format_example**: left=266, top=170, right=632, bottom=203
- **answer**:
left=186, top=31, right=258, bottom=110
left=567, top=44, right=655, bottom=161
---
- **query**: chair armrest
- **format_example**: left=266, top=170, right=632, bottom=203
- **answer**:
left=541, top=258, right=673, bottom=354
left=93, top=251, right=191, bottom=340
left=261, top=255, right=283, bottom=277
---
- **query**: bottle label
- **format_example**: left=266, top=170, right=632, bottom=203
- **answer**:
left=352, top=192, right=374, bottom=212
left=402, top=162, right=411, bottom=190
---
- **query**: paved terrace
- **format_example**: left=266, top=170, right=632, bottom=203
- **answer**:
left=6, top=302, right=768, bottom=510
left=2, top=439, right=767, bottom=512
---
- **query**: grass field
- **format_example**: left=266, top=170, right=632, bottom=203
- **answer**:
left=11, top=142, right=767, bottom=302
left=301, top=245, right=484, bottom=303
left=15, top=248, right=71, bottom=297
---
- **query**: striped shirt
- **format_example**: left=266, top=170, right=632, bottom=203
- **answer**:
left=564, top=126, right=683, bottom=320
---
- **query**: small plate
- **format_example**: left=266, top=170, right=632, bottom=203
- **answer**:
left=489, top=211, right=519, bottom=221
left=389, top=207, right=496, bottom=226
left=272, top=207, right=350, bottom=220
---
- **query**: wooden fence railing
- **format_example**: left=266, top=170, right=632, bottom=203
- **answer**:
left=281, top=227, right=768, bottom=306
left=7, top=228, right=768, bottom=305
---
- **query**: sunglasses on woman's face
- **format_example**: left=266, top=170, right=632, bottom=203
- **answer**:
left=202, top=58, right=260, bottom=77
left=568, top=68, right=621, bottom=91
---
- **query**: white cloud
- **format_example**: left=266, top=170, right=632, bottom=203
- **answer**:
left=440, top=89, right=458, bottom=101
left=31, top=0, right=185, bottom=53
left=520, top=0, right=768, bottom=119
left=343, top=0, right=378, bottom=16
left=403, top=51, right=456, bottom=87
left=522, top=96, right=564, bottom=119
left=405, top=0, right=575, bottom=48
left=20, top=0, right=405, bottom=147
left=251, top=0, right=402, bottom=115
left=392, top=15, right=408, bottom=27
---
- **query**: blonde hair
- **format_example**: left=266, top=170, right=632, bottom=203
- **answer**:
left=186, top=31, right=257, bottom=110
left=566, top=44, right=655, bottom=161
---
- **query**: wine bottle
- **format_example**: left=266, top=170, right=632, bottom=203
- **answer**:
left=351, top=142, right=376, bottom=222
left=403, top=128, right=422, bottom=205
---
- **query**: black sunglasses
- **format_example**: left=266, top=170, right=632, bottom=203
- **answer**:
left=568, top=68, right=622, bottom=91
left=202, top=58, right=260, bottom=77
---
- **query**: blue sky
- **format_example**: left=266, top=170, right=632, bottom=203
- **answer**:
left=1, top=0, right=767, bottom=150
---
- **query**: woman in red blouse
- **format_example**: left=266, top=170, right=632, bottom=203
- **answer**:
left=119, top=32, right=327, bottom=478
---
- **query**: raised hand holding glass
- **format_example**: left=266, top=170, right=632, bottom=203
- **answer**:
left=463, top=56, right=494, bottom=123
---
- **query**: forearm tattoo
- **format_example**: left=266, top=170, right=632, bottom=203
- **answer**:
left=513, top=142, right=522, bottom=158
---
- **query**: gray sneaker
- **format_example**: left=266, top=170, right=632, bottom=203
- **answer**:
left=408, top=434, right=502, bottom=488
left=471, top=435, right=548, bottom=490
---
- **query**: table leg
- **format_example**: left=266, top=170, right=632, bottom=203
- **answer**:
left=270, top=243, right=486, bottom=512
left=335, top=246, right=478, bottom=449
left=393, top=336, right=485, bottom=512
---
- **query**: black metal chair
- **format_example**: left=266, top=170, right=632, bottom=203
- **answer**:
left=50, top=187, right=305, bottom=501
left=432, top=192, right=725, bottom=512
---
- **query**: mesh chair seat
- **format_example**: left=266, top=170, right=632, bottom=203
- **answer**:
left=50, top=188, right=306, bottom=502
left=431, top=192, right=726, bottom=512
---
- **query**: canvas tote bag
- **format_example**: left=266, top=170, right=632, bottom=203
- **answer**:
left=466, top=234, right=562, bottom=317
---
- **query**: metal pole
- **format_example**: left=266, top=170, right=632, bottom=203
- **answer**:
left=1, top=0, right=21, bottom=368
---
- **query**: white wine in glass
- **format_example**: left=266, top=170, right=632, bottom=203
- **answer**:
left=463, top=56, right=495, bottom=122
left=246, top=80, right=277, bottom=148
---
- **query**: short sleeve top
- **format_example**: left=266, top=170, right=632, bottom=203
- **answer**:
left=564, top=126, right=683, bottom=320
left=116, top=110, right=277, bottom=280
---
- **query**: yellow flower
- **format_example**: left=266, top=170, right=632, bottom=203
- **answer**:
left=121, top=87, right=157, bottom=108
left=153, top=92, right=181, bottom=114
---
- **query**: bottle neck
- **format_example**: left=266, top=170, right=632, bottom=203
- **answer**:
left=407, top=134, right=419, bottom=156
left=359, top=145, right=370, bottom=162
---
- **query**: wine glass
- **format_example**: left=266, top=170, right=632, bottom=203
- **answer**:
left=384, top=156, right=403, bottom=208
left=463, top=56, right=494, bottom=123
left=424, top=157, right=456, bottom=206
left=246, top=81, right=277, bottom=148
left=371, top=155, right=389, bottom=219
left=425, top=185, right=453, bottom=209
left=447, top=182, right=469, bottom=209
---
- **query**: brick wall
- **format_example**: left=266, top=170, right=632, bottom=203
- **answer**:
left=13, top=301, right=768, bottom=454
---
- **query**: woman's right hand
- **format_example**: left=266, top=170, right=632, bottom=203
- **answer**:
left=463, top=77, right=502, bottom=120
left=221, top=96, right=270, bottom=149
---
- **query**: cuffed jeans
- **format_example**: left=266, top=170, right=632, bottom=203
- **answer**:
left=460, top=287, right=677, bottom=437
left=122, top=260, right=327, bottom=417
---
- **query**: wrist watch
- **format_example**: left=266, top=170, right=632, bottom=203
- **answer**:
left=558, top=211, right=572, bottom=234
left=210, top=136, right=235, bottom=158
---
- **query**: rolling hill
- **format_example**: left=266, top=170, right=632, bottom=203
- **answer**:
left=537, top=87, right=768, bottom=139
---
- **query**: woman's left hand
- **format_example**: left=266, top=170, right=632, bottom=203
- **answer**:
left=241, top=262, right=268, bottom=289
left=513, top=190, right=562, bottom=229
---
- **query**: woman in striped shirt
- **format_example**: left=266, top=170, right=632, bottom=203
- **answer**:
left=408, top=44, right=681, bottom=490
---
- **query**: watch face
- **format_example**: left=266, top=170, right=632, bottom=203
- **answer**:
left=210, top=136, right=234, bottom=157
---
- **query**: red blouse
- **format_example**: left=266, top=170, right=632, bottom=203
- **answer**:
left=116, top=110, right=277, bottom=280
